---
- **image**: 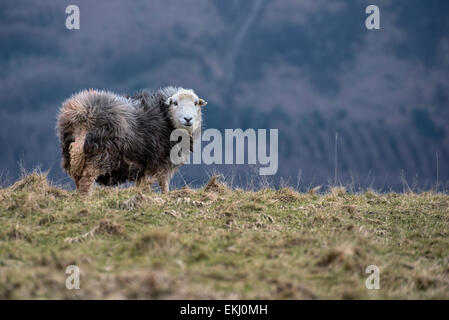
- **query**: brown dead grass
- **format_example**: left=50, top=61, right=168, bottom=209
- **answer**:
left=204, top=175, right=229, bottom=194
left=1, top=224, right=32, bottom=242
left=65, top=219, right=125, bottom=244
left=274, top=187, right=302, bottom=202
left=132, top=228, right=173, bottom=254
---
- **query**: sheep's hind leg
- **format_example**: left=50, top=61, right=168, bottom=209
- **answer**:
left=157, top=174, right=170, bottom=194
left=76, top=164, right=99, bottom=196
left=136, top=176, right=156, bottom=191
left=68, top=129, right=97, bottom=196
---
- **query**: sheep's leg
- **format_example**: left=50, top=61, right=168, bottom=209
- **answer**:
left=147, top=177, right=157, bottom=191
left=76, top=175, right=95, bottom=196
left=68, top=129, right=96, bottom=196
left=136, top=176, right=156, bottom=191
left=75, top=164, right=99, bottom=196
left=68, top=132, right=86, bottom=179
left=157, top=174, right=170, bottom=194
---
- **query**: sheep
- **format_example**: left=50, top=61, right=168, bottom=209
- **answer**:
left=57, top=87, right=207, bottom=195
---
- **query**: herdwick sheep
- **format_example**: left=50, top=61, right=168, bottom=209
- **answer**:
left=57, top=87, right=207, bottom=195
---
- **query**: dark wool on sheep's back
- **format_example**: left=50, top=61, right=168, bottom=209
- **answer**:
left=57, top=87, right=197, bottom=186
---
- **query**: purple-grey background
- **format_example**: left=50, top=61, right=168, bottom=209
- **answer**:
left=1, top=0, right=448, bottom=191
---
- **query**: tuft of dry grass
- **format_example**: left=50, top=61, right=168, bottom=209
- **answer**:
left=0, top=172, right=448, bottom=299
left=330, top=186, right=347, bottom=197
left=204, top=175, right=228, bottom=194
left=1, top=224, right=32, bottom=242
left=65, top=219, right=125, bottom=244
left=274, top=187, right=301, bottom=202
left=118, top=193, right=147, bottom=210
left=10, top=171, right=49, bottom=192
left=317, top=243, right=364, bottom=272
left=132, top=228, right=173, bottom=254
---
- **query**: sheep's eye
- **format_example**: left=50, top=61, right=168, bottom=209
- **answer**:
left=173, top=101, right=178, bottom=106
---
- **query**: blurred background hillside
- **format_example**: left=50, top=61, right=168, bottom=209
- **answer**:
left=1, top=0, right=448, bottom=190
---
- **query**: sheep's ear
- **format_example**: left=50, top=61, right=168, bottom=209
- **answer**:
left=165, top=97, right=172, bottom=106
left=198, top=98, right=207, bottom=107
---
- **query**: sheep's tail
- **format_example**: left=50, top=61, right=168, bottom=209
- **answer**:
left=68, top=128, right=87, bottom=178
left=57, top=89, right=98, bottom=176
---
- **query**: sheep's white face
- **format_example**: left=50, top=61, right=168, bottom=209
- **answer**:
left=165, top=89, right=207, bottom=132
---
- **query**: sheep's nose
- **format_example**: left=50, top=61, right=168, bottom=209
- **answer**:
left=184, top=117, right=192, bottom=123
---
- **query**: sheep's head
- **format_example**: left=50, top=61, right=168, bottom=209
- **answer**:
left=165, top=88, right=207, bottom=132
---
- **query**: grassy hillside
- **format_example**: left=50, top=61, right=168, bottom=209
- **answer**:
left=0, top=172, right=448, bottom=299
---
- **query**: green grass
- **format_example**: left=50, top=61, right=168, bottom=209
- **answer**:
left=0, top=172, right=448, bottom=299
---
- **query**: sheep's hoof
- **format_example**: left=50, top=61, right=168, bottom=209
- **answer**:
left=75, top=179, right=94, bottom=196
left=76, top=189, right=92, bottom=197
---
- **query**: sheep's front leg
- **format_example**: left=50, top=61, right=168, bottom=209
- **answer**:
left=136, top=176, right=156, bottom=191
left=157, top=175, right=170, bottom=194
